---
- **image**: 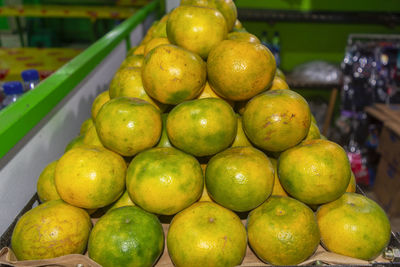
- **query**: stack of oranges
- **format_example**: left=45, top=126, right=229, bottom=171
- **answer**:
left=11, top=0, right=391, bottom=266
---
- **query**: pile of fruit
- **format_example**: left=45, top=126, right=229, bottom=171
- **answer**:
left=10, top=0, right=392, bottom=266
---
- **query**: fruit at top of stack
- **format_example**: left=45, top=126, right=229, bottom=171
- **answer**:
left=205, top=146, right=274, bottom=212
left=11, top=199, right=92, bottom=260
left=55, top=146, right=126, bottom=209
left=88, top=206, right=164, bottom=267
left=243, top=89, right=311, bottom=152
left=167, top=5, right=227, bottom=59
left=247, top=196, right=320, bottom=265
left=126, top=147, right=203, bottom=215
left=167, top=202, right=247, bottom=267
left=278, top=139, right=351, bottom=205
left=207, top=40, right=276, bottom=101
left=95, top=97, right=162, bottom=157
left=166, top=98, right=237, bottom=157
left=317, top=193, right=391, bottom=260
left=141, top=44, right=206, bottom=105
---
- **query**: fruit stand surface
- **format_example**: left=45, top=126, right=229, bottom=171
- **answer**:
left=0, top=47, right=82, bottom=82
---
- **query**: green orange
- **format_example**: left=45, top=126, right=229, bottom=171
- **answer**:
left=88, top=206, right=164, bottom=267
left=126, top=147, right=203, bottom=215
left=141, top=44, right=206, bottom=105
left=317, top=193, right=391, bottom=260
left=278, top=139, right=351, bottom=205
left=95, top=97, right=162, bottom=157
left=36, top=160, right=60, bottom=203
left=166, top=98, right=237, bottom=157
left=55, top=146, right=126, bottom=209
left=167, top=202, right=247, bottom=267
left=11, top=199, right=92, bottom=260
left=243, top=89, right=311, bottom=152
left=207, top=40, right=276, bottom=101
left=91, top=90, right=110, bottom=120
left=247, top=196, right=320, bottom=265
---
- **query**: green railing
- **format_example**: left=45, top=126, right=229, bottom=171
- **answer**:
left=0, top=0, right=160, bottom=159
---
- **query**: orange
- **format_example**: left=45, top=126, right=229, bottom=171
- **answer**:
left=126, top=147, right=203, bottom=215
left=196, top=81, right=234, bottom=107
left=247, top=196, right=320, bottom=265
left=275, top=68, right=286, bottom=80
left=36, top=160, right=60, bottom=203
left=88, top=206, right=164, bottom=267
left=55, top=146, right=126, bottom=209
left=133, top=44, right=145, bottom=55
left=242, top=89, right=311, bottom=152
left=141, top=44, right=206, bottom=105
left=143, top=37, right=170, bottom=56
left=180, top=0, right=237, bottom=31
left=198, top=164, right=214, bottom=202
left=346, top=171, right=356, bottom=193
left=80, top=117, right=93, bottom=135
left=269, top=158, right=288, bottom=197
left=227, top=31, right=260, bottom=44
left=235, top=100, right=247, bottom=115
left=303, top=121, right=321, bottom=141
left=11, top=199, right=92, bottom=260
left=233, top=19, right=243, bottom=31
left=167, top=202, right=247, bottom=267
left=109, top=67, right=166, bottom=111
left=83, top=125, right=104, bottom=148
left=95, top=97, right=162, bottom=156
left=167, top=5, right=227, bottom=59
left=91, top=90, right=110, bottom=120
left=156, top=113, right=172, bottom=148
left=269, top=76, right=290, bottom=90
left=230, top=114, right=253, bottom=147
left=166, top=98, right=237, bottom=157
left=317, top=193, right=391, bottom=260
left=126, top=45, right=138, bottom=57
left=205, top=146, right=274, bottom=212
left=119, top=54, right=144, bottom=69
left=278, top=139, right=351, bottom=205
left=207, top=40, right=276, bottom=101
left=106, top=190, right=135, bottom=213
left=152, top=14, right=169, bottom=38
left=64, top=135, right=85, bottom=152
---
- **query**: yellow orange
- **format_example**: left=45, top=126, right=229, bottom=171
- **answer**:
left=91, top=90, right=110, bottom=120
left=36, top=160, right=60, bottom=203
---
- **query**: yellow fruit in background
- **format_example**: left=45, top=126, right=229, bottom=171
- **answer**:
left=278, top=139, right=351, bottom=205
left=119, top=54, right=144, bottom=69
left=247, top=196, right=320, bottom=265
left=11, top=199, right=92, bottom=260
left=126, top=45, right=138, bottom=57
left=126, top=147, right=203, bottom=215
left=64, top=135, right=85, bottom=152
left=80, top=117, right=93, bottom=135
left=133, top=44, right=145, bottom=55
left=269, top=76, right=290, bottom=90
left=152, top=14, right=169, bottom=38
left=95, top=97, right=162, bottom=157
left=275, top=68, right=286, bottom=80
left=243, top=89, right=311, bottom=152
left=303, top=121, right=321, bottom=141
left=37, top=160, right=60, bottom=203
left=167, top=5, right=227, bottom=59
left=167, top=202, right=247, bottom=267
left=142, top=44, right=206, bottom=105
left=106, top=190, right=135, bottom=213
left=205, top=146, right=274, bottom=212
left=317, top=193, right=391, bottom=260
left=233, top=19, right=243, bottom=31
left=109, top=67, right=166, bottom=111
left=143, top=37, right=170, bottom=56
left=91, top=90, right=110, bottom=120
left=230, top=114, right=253, bottom=147
left=207, top=40, right=276, bottom=101
left=227, top=31, right=260, bottom=44
left=346, top=171, right=357, bottom=193
left=156, top=113, right=172, bottom=148
left=55, top=146, right=126, bottom=209
left=196, top=81, right=234, bottom=107
left=269, top=158, right=288, bottom=197
left=199, top=164, right=214, bottom=202
left=83, top=125, right=104, bottom=148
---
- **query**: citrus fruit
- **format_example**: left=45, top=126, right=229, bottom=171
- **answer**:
left=64, top=135, right=85, bottom=152
left=196, top=81, right=234, bottom=107
left=275, top=68, right=286, bottom=80
left=278, top=139, right=351, bottom=205
left=141, top=44, right=206, bottom=105
left=317, top=193, right=391, bottom=260
left=143, top=37, right=170, bottom=56
left=107, top=190, right=135, bottom=213
left=230, top=114, right=253, bottom=147
left=235, top=100, right=247, bottom=115
left=167, top=202, right=247, bottom=267
left=11, top=199, right=92, bottom=260
left=126, top=147, right=203, bottom=215
left=205, top=146, right=274, bottom=212
left=247, top=196, right=320, bottom=265
left=346, top=171, right=356, bottom=193
left=95, top=97, right=162, bottom=157
left=83, top=125, right=104, bottom=148
left=167, top=5, right=227, bottom=59
left=152, top=14, right=168, bottom=38
left=207, top=40, right=276, bottom=101
left=91, top=90, right=110, bottom=120
left=269, top=76, right=290, bottom=90
left=109, top=67, right=166, bottom=111
left=133, top=44, right=145, bottom=55
left=303, top=121, right=321, bottom=141
left=88, top=206, right=164, bottom=267
left=227, top=31, right=260, bottom=44
left=199, top=164, right=214, bottom=202
left=55, top=146, right=126, bottom=209
left=126, top=45, right=139, bottom=57
left=119, top=54, right=144, bottom=69
left=180, top=0, right=237, bottom=31
left=37, top=160, right=60, bottom=203
left=80, top=117, right=94, bottom=135
left=242, top=89, right=311, bottom=152
left=156, top=113, right=172, bottom=148
left=269, top=158, right=288, bottom=197
left=166, top=98, right=237, bottom=157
